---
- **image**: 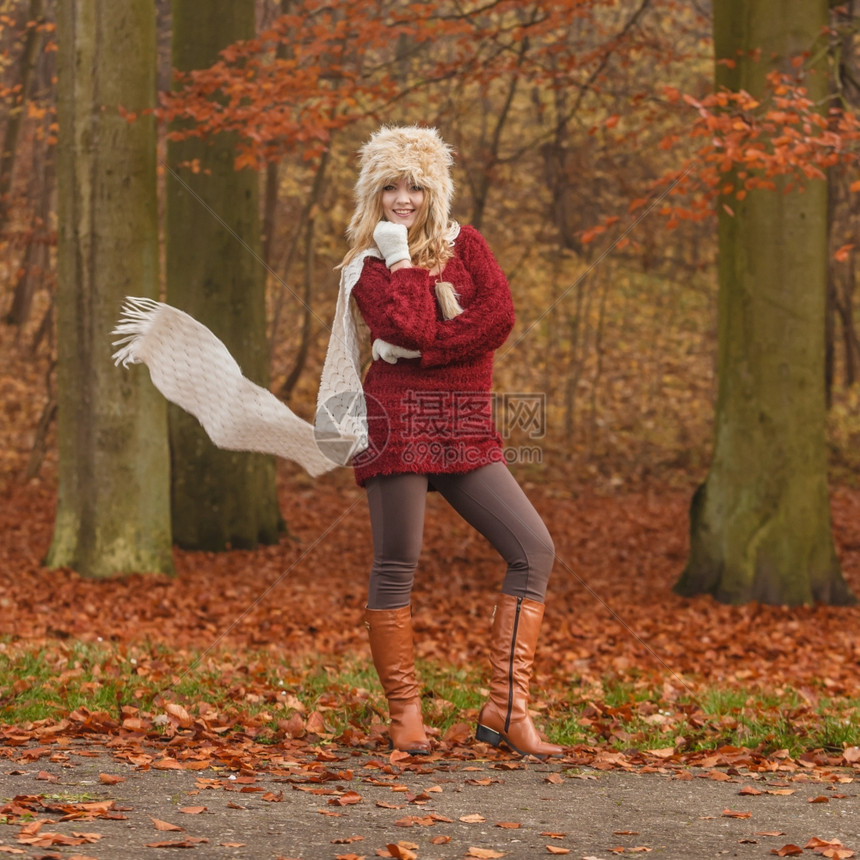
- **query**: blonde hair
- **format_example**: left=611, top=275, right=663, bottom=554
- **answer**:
left=341, top=125, right=457, bottom=271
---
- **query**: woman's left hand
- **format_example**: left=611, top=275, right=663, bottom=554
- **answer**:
left=371, top=338, right=422, bottom=364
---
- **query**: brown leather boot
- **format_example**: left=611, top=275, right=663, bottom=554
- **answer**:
left=364, top=605, right=430, bottom=754
left=476, top=593, right=563, bottom=758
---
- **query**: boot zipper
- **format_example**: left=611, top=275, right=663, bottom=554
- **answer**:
left=504, top=597, right=522, bottom=732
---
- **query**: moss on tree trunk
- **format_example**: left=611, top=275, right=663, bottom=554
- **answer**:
left=675, top=0, right=854, bottom=606
left=49, top=0, right=172, bottom=577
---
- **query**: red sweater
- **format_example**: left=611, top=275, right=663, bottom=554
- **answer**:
left=350, top=225, right=515, bottom=485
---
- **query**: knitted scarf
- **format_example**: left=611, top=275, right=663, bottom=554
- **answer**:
left=111, top=250, right=377, bottom=478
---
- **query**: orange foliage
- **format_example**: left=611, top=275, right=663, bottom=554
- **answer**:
left=583, top=67, right=860, bottom=249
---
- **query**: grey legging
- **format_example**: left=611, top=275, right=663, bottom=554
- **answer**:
left=365, top=461, right=554, bottom=609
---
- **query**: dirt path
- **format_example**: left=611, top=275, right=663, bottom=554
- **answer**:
left=1, top=745, right=857, bottom=860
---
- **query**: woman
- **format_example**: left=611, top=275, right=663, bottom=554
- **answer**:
left=342, top=125, right=561, bottom=758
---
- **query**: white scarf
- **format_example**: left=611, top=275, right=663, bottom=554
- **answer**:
left=111, top=249, right=378, bottom=478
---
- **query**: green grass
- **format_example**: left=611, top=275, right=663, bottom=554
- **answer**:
left=1, top=641, right=858, bottom=758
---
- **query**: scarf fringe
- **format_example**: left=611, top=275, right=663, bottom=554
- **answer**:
left=111, top=297, right=165, bottom=368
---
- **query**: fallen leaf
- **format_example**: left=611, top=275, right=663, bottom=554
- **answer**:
left=772, top=846, right=804, bottom=857
left=707, top=771, right=733, bottom=782
left=328, top=791, right=362, bottom=807
left=546, top=848, right=570, bottom=856
left=495, top=822, right=521, bottom=829
left=466, top=849, right=505, bottom=859
left=178, top=807, right=206, bottom=814
left=151, top=818, right=183, bottom=832
left=646, top=747, right=675, bottom=758
left=805, top=836, right=853, bottom=856
left=460, top=814, right=487, bottom=823
left=164, top=703, right=193, bottom=728
left=98, top=774, right=125, bottom=785
left=722, top=809, right=752, bottom=819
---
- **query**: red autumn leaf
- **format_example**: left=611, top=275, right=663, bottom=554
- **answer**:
left=772, top=847, right=804, bottom=858
left=834, top=244, right=855, bottom=263
left=262, top=791, right=283, bottom=802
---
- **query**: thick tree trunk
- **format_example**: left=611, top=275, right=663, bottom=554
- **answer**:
left=675, top=0, right=854, bottom=606
left=48, top=0, right=172, bottom=577
left=167, top=0, right=281, bottom=551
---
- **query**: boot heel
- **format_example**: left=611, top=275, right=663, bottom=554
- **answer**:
left=475, top=724, right=502, bottom=747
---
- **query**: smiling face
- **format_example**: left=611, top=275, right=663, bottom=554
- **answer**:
left=381, top=177, right=426, bottom=230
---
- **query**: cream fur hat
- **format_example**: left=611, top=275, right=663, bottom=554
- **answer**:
left=346, top=125, right=455, bottom=245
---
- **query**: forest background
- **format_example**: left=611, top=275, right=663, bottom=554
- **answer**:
left=1, top=0, right=860, bottom=777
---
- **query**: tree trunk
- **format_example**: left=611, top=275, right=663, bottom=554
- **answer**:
left=48, top=0, right=172, bottom=577
left=0, top=0, right=45, bottom=231
left=675, top=0, right=855, bottom=606
left=167, top=0, right=281, bottom=551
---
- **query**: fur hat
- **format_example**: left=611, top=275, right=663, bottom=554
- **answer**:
left=346, top=125, right=455, bottom=246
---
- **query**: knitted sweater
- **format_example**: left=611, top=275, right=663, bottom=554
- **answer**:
left=350, top=225, right=515, bottom=485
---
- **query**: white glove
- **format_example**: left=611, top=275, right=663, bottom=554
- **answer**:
left=373, top=221, right=411, bottom=268
left=372, top=338, right=421, bottom=364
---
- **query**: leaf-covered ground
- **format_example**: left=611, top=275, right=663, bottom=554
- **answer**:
left=2, top=462, right=859, bottom=782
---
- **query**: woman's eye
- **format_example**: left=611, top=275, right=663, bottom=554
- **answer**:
left=411, top=185, right=423, bottom=192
